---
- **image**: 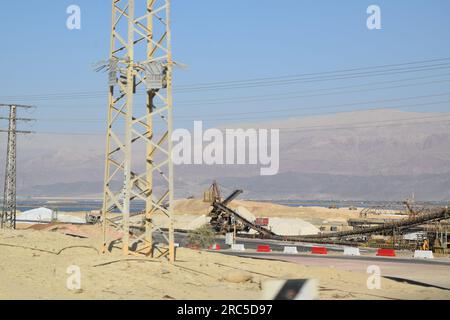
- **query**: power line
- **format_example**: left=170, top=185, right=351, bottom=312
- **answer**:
left=175, top=57, right=450, bottom=89
left=30, top=92, right=450, bottom=122
left=175, top=100, right=450, bottom=122
left=1, top=57, right=450, bottom=101
left=174, top=64, right=450, bottom=93
left=26, top=100, right=450, bottom=124
left=176, top=92, right=450, bottom=119
left=28, top=116, right=450, bottom=137
left=28, top=73, right=450, bottom=108
left=36, top=72, right=442, bottom=108
left=0, top=117, right=35, bottom=122
left=0, top=104, right=34, bottom=108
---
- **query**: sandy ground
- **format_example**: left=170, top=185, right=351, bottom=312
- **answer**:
left=1, top=228, right=449, bottom=300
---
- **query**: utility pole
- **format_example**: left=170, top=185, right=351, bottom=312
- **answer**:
left=0, top=104, right=34, bottom=229
left=101, top=0, right=175, bottom=262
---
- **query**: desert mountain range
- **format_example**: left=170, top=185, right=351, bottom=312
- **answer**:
left=2, top=109, right=450, bottom=201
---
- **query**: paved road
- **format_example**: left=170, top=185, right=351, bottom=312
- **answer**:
left=158, top=232, right=450, bottom=290
left=227, top=253, right=450, bottom=291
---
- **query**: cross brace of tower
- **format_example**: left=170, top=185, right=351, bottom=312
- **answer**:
left=101, top=0, right=175, bottom=262
left=0, top=104, right=34, bottom=230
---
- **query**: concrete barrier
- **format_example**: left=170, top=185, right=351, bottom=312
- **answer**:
left=377, top=249, right=396, bottom=257
left=257, top=245, right=271, bottom=253
left=225, top=233, right=234, bottom=245
left=231, top=244, right=246, bottom=251
left=414, top=250, right=434, bottom=259
left=311, top=247, right=328, bottom=255
left=343, top=247, right=361, bottom=256
left=283, top=246, right=299, bottom=254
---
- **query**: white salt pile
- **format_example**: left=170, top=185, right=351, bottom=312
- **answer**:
left=186, top=215, right=211, bottom=230
left=236, top=206, right=319, bottom=236
left=17, top=208, right=86, bottom=224
left=235, top=206, right=256, bottom=222
left=268, top=217, right=320, bottom=236
left=17, top=207, right=55, bottom=223
left=57, top=214, right=86, bottom=224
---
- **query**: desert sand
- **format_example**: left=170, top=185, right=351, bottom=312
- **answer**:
left=0, top=228, right=449, bottom=300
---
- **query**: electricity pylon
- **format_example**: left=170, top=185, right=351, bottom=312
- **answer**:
left=101, top=0, right=175, bottom=262
left=0, top=104, right=34, bottom=229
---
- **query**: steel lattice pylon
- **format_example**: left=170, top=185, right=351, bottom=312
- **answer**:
left=0, top=104, right=33, bottom=230
left=102, top=0, right=175, bottom=262
left=1, top=106, right=17, bottom=230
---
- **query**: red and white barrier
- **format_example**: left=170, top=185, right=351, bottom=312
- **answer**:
left=257, top=245, right=272, bottom=253
left=376, top=249, right=396, bottom=257
left=344, top=247, right=361, bottom=256
left=414, top=250, right=434, bottom=259
left=283, top=246, right=299, bottom=254
left=311, top=247, right=328, bottom=255
left=209, top=244, right=221, bottom=250
left=231, top=244, right=246, bottom=251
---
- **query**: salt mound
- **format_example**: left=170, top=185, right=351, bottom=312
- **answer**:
left=235, top=206, right=256, bottom=222
left=58, top=214, right=86, bottom=224
left=186, top=215, right=210, bottom=230
left=268, top=218, right=319, bottom=236
left=17, top=207, right=55, bottom=223
left=235, top=207, right=319, bottom=236
left=18, top=208, right=86, bottom=224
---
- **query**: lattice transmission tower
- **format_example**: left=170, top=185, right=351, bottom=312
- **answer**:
left=0, top=104, right=34, bottom=229
left=101, top=0, right=175, bottom=261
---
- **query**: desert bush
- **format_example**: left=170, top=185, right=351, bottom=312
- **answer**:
left=187, top=225, right=215, bottom=249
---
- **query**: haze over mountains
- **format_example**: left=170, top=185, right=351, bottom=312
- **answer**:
left=3, top=109, right=450, bottom=201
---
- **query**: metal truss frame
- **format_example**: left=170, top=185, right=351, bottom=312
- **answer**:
left=102, top=0, right=175, bottom=262
left=0, top=104, right=33, bottom=230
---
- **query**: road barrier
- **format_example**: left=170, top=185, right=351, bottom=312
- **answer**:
left=376, top=249, right=396, bottom=257
left=311, top=247, right=328, bottom=255
left=414, top=250, right=434, bottom=259
left=231, top=244, right=246, bottom=251
left=257, top=245, right=272, bottom=253
left=283, top=246, right=299, bottom=254
left=209, top=244, right=221, bottom=250
left=343, top=247, right=361, bottom=256
left=225, top=233, right=234, bottom=245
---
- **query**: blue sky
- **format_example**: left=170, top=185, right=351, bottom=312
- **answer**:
left=0, top=0, right=450, bottom=134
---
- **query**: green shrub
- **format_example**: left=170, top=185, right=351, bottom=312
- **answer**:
left=187, top=225, right=215, bottom=249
